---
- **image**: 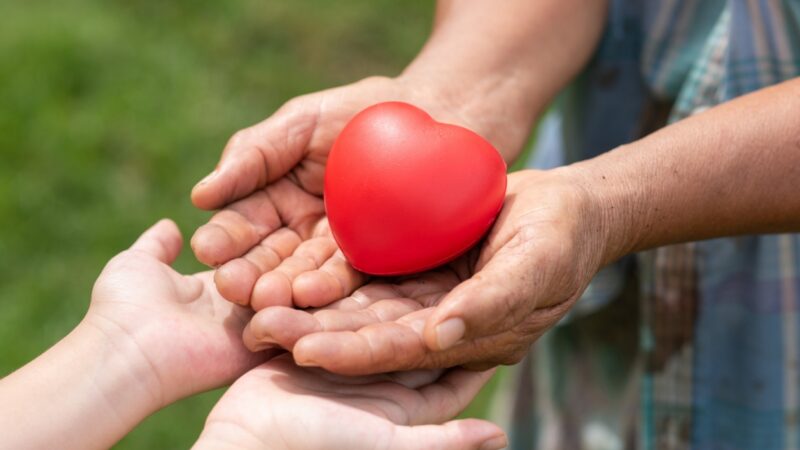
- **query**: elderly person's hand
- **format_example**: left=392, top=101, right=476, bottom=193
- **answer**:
left=241, top=169, right=610, bottom=373
left=193, top=355, right=506, bottom=450
left=188, top=76, right=502, bottom=310
left=188, top=0, right=607, bottom=309
left=243, top=77, right=800, bottom=375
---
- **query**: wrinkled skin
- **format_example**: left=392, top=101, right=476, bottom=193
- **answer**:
left=190, top=75, right=526, bottom=312
left=189, top=76, right=499, bottom=310
left=242, top=170, right=607, bottom=375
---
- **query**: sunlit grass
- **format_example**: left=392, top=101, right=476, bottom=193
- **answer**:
left=0, top=1, right=513, bottom=447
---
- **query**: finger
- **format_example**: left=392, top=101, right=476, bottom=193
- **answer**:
left=246, top=282, right=425, bottom=350
left=292, top=306, right=531, bottom=374
left=191, top=103, right=319, bottom=210
left=292, top=250, right=368, bottom=308
left=272, top=355, right=444, bottom=389
left=390, top=420, right=507, bottom=450
left=339, top=369, right=494, bottom=427
left=244, top=296, right=422, bottom=351
left=213, top=228, right=302, bottom=305
left=191, top=180, right=324, bottom=267
left=414, top=369, right=494, bottom=425
left=244, top=307, right=319, bottom=352
left=130, top=219, right=183, bottom=264
left=250, top=237, right=338, bottom=310
left=292, top=309, right=435, bottom=375
left=423, top=240, right=545, bottom=351
left=383, top=369, right=444, bottom=389
left=287, top=271, right=465, bottom=372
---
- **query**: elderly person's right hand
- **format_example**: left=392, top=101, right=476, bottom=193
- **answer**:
left=242, top=77, right=800, bottom=375
left=241, top=169, right=610, bottom=373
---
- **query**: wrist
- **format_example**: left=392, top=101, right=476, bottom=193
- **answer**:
left=557, top=152, right=644, bottom=266
left=71, top=320, right=165, bottom=417
left=395, top=68, right=540, bottom=161
left=0, top=321, right=163, bottom=449
left=77, top=314, right=166, bottom=412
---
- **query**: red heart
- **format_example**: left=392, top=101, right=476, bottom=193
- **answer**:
left=324, top=102, right=507, bottom=275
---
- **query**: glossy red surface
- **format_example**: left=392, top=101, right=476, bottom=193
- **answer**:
left=324, top=102, right=507, bottom=275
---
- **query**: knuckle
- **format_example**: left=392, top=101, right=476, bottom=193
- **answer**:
left=277, top=96, right=317, bottom=126
left=512, top=222, right=540, bottom=248
left=501, top=348, right=529, bottom=366
left=498, top=355, right=522, bottom=366
left=106, top=251, right=142, bottom=272
left=515, top=312, right=556, bottom=339
left=357, top=75, right=393, bottom=87
left=281, top=95, right=307, bottom=112
left=227, top=128, right=251, bottom=150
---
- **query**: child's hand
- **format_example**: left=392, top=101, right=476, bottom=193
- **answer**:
left=85, top=219, right=269, bottom=407
left=0, top=219, right=271, bottom=449
left=193, top=354, right=507, bottom=450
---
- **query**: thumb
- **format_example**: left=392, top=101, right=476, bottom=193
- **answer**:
left=191, top=100, right=319, bottom=210
left=129, top=219, right=183, bottom=264
left=390, top=419, right=507, bottom=450
left=423, top=245, right=537, bottom=352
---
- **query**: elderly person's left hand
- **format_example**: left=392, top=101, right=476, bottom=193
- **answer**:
left=241, top=169, right=611, bottom=374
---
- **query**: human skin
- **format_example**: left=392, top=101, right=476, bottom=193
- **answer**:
left=242, top=77, right=800, bottom=375
left=0, top=221, right=507, bottom=450
left=0, top=220, right=266, bottom=449
left=189, top=0, right=609, bottom=310
left=193, top=356, right=506, bottom=450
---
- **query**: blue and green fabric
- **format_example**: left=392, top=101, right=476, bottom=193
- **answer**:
left=502, top=1, right=800, bottom=449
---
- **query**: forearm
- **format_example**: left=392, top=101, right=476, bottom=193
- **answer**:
left=572, top=78, right=800, bottom=264
left=402, top=0, right=609, bottom=159
left=0, top=322, right=161, bottom=449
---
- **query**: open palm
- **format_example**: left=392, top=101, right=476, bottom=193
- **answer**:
left=243, top=170, right=601, bottom=375
left=85, top=219, right=267, bottom=407
left=193, top=354, right=506, bottom=450
left=189, top=76, right=492, bottom=311
left=242, top=263, right=467, bottom=373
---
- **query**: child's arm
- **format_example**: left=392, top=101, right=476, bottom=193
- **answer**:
left=0, top=220, right=267, bottom=449
left=0, top=322, right=161, bottom=449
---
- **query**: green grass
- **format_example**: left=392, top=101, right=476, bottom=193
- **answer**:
left=0, top=1, right=504, bottom=447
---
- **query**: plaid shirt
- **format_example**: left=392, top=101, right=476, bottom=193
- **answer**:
left=501, top=1, right=800, bottom=449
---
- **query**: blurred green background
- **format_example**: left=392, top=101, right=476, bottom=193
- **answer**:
left=0, top=0, right=505, bottom=447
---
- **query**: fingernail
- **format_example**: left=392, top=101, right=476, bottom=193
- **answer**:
left=196, top=169, right=218, bottom=186
left=479, top=435, right=508, bottom=450
left=254, top=335, right=278, bottom=347
left=295, top=355, right=320, bottom=368
left=435, top=318, right=465, bottom=350
left=250, top=342, right=276, bottom=352
left=231, top=296, right=250, bottom=306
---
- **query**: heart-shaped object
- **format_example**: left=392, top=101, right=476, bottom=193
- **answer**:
left=324, top=102, right=507, bottom=275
